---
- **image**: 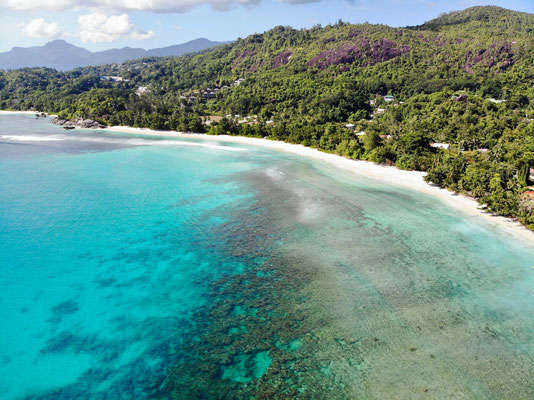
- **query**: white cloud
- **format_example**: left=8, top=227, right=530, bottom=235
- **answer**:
left=7, top=0, right=73, bottom=11
left=129, top=29, right=156, bottom=40
left=79, top=12, right=156, bottom=43
left=6, top=0, right=319, bottom=12
left=79, top=13, right=132, bottom=43
left=19, top=18, right=62, bottom=39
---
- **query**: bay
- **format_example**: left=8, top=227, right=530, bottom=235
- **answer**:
left=0, top=114, right=533, bottom=399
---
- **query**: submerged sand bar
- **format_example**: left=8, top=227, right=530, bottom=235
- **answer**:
left=103, top=125, right=534, bottom=248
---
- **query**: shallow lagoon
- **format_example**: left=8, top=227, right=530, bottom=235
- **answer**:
left=0, top=115, right=533, bottom=399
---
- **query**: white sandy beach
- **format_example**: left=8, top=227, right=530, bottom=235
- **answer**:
left=0, top=110, right=58, bottom=117
left=103, top=125, right=534, bottom=247
left=0, top=110, right=37, bottom=115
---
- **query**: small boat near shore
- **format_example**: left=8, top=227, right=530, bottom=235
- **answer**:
left=63, top=126, right=75, bottom=130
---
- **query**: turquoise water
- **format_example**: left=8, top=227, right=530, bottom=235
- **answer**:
left=0, top=114, right=533, bottom=399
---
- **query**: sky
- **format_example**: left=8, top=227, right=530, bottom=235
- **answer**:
left=0, top=0, right=533, bottom=52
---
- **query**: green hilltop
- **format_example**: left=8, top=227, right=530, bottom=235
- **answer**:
left=1, top=5, right=534, bottom=228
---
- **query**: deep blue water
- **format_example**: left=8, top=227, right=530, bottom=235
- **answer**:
left=1, top=114, right=533, bottom=399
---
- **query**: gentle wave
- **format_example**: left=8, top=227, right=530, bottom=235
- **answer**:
left=0, top=134, right=246, bottom=152
left=0, top=135, right=66, bottom=142
left=120, top=138, right=246, bottom=152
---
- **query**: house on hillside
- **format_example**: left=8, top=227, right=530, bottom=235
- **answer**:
left=345, top=123, right=356, bottom=129
left=136, top=86, right=148, bottom=95
left=202, top=91, right=217, bottom=100
left=530, top=168, right=534, bottom=182
left=204, top=116, right=223, bottom=126
left=101, top=76, right=126, bottom=82
left=430, top=143, right=450, bottom=150
left=384, top=95, right=395, bottom=102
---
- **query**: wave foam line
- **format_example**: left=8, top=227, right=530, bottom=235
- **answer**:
left=0, top=135, right=66, bottom=142
left=0, top=134, right=245, bottom=152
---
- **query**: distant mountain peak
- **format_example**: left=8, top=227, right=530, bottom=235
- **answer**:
left=47, top=39, right=68, bottom=45
left=44, top=39, right=80, bottom=49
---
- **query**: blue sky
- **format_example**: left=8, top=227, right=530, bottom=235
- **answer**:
left=1, top=0, right=533, bottom=52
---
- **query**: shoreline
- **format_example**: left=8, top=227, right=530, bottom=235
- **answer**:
left=103, top=125, right=534, bottom=248
left=0, top=110, right=37, bottom=115
left=0, top=110, right=58, bottom=117
left=1, top=110, right=531, bottom=248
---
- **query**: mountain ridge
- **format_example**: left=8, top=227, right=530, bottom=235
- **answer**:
left=0, top=38, right=231, bottom=71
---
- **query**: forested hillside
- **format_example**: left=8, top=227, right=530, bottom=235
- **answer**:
left=1, top=6, right=534, bottom=228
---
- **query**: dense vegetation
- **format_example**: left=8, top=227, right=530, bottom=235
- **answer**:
left=1, top=6, right=534, bottom=228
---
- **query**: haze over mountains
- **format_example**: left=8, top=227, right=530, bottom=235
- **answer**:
left=0, top=38, right=230, bottom=71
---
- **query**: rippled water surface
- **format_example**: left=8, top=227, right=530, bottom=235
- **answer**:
left=1, top=114, right=533, bottom=399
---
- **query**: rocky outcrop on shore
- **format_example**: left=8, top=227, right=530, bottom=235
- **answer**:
left=52, top=117, right=107, bottom=129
